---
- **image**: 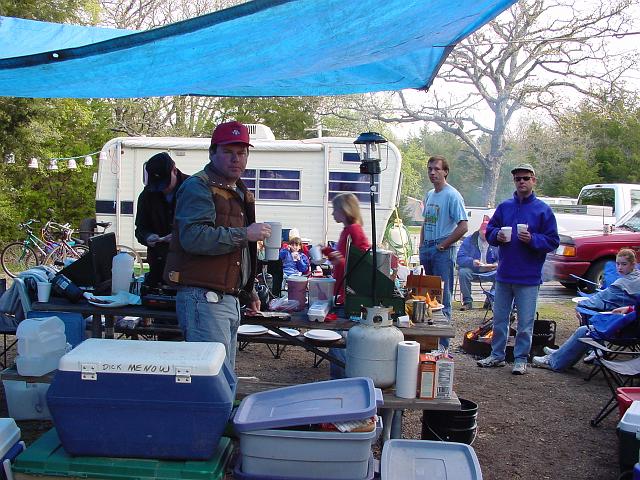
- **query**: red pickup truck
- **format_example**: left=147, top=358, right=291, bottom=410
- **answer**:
left=546, top=204, right=640, bottom=292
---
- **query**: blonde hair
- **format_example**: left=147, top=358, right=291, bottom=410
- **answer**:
left=617, top=248, right=637, bottom=265
left=289, top=237, right=302, bottom=246
left=332, top=193, right=363, bottom=225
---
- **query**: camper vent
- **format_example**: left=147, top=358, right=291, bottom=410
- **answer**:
left=246, top=124, right=276, bottom=141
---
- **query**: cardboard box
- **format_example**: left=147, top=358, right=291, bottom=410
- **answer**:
left=405, top=274, right=443, bottom=304
left=417, top=353, right=454, bottom=399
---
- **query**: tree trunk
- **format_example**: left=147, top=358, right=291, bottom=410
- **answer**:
left=481, top=156, right=503, bottom=207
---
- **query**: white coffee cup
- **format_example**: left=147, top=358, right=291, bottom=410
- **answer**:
left=36, top=282, right=52, bottom=303
left=517, top=224, right=528, bottom=234
left=500, top=226, right=513, bottom=242
left=309, top=245, right=323, bottom=263
left=264, top=222, right=283, bottom=261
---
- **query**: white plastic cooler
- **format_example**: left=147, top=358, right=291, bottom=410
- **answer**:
left=46, top=338, right=236, bottom=460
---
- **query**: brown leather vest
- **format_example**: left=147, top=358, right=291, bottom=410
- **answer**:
left=163, top=167, right=257, bottom=295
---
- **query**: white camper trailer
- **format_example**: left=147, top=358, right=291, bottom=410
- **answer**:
left=95, top=125, right=403, bottom=256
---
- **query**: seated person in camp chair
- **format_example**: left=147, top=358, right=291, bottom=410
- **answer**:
left=279, top=236, right=310, bottom=278
left=532, top=248, right=640, bottom=372
left=456, top=219, right=498, bottom=311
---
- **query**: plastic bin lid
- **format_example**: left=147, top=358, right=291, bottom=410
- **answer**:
left=57, top=338, right=227, bottom=376
left=381, top=439, right=483, bottom=480
left=233, top=377, right=382, bottom=432
left=0, top=418, right=20, bottom=459
left=619, top=401, right=640, bottom=433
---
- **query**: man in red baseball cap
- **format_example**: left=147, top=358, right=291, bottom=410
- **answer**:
left=163, top=120, right=271, bottom=368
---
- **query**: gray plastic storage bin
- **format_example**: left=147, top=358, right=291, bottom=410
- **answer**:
left=239, top=425, right=377, bottom=479
left=381, top=439, right=482, bottom=480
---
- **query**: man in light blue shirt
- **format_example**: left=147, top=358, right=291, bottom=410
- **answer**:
left=419, top=155, right=468, bottom=347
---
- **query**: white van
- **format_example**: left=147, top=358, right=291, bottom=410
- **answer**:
left=94, top=125, right=403, bottom=255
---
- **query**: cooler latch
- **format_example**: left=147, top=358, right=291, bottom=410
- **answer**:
left=175, top=367, right=191, bottom=384
left=81, top=363, right=98, bottom=381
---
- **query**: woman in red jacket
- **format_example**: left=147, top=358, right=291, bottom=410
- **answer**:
left=323, top=193, right=371, bottom=304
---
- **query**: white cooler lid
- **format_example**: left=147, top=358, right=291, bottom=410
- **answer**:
left=619, top=400, right=640, bottom=433
left=58, top=338, right=226, bottom=376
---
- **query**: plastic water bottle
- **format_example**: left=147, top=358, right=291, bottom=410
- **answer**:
left=111, top=252, right=134, bottom=295
left=16, top=317, right=67, bottom=376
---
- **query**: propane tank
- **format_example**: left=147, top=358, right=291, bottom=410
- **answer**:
left=346, top=306, right=404, bottom=388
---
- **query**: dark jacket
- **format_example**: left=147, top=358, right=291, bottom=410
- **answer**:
left=163, top=166, right=257, bottom=298
left=456, top=231, right=499, bottom=271
left=486, top=192, right=559, bottom=285
left=134, top=169, right=188, bottom=286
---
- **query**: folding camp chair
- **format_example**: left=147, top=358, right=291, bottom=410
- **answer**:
left=579, top=337, right=640, bottom=426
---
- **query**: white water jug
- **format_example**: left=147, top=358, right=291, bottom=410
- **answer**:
left=16, top=317, right=67, bottom=376
left=111, top=252, right=134, bottom=294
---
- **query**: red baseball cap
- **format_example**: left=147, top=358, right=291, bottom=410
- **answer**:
left=210, top=121, right=253, bottom=147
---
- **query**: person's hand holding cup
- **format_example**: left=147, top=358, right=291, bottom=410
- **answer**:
left=247, top=222, right=272, bottom=242
left=498, top=226, right=512, bottom=242
left=516, top=223, right=531, bottom=243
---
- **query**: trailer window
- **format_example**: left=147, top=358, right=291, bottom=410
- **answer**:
left=244, top=169, right=301, bottom=200
left=329, top=172, right=379, bottom=203
left=342, top=152, right=361, bottom=163
left=631, top=190, right=640, bottom=208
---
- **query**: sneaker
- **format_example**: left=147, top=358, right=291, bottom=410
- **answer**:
left=460, top=303, right=473, bottom=311
left=543, top=346, right=558, bottom=355
left=532, top=355, right=552, bottom=370
left=512, top=360, right=528, bottom=375
left=477, top=356, right=506, bottom=368
left=583, top=351, right=597, bottom=364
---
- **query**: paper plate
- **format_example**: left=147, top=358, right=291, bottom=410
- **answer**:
left=430, top=304, right=444, bottom=311
left=572, top=297, right=589, bottom=303
left=238, top=324, right=269, bottom=336
left=268, top=328, right=300, bottom=337
left=304, top=329, right=342, bottom=342
left=87, top=297, right=128, bottom=308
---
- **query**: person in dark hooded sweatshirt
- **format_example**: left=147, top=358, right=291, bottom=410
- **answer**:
left=135, top=152, right=188, bottom=287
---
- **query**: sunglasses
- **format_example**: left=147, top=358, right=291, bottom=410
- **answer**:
left=514, top=176, right=532, bottom=182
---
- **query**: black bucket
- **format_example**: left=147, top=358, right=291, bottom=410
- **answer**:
left=421, top=398, right=478, bottom=445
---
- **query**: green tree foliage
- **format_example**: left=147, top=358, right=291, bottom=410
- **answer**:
left=214, top=97, right=321, bottom=139
left=0, top=99, right=112, bottom=243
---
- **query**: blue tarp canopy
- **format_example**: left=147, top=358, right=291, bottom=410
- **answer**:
left=0, top=0, right=517, bottom=98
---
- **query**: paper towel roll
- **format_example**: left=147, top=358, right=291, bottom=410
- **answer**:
left=395, top=341, right=421, bottom=399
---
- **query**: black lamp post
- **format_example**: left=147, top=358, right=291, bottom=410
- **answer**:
left=354, top=132, right=388, bottom=306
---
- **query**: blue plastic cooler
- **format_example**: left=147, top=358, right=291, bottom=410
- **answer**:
left=47, top=338, right=236, bottom=460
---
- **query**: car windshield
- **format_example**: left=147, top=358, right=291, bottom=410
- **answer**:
left=616, top=204, right=640, bottom=232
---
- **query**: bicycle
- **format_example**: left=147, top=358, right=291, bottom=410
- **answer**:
left=0, top=219, right=89, bottom=278
left=41, top=221, right=89, bottom=270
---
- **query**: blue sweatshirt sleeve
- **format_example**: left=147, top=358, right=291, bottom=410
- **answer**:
left=296, top=253, right=310, bottom=273
left=485, top=207, right=502, bottom=246
left=528, top=206, right=560, bottom=254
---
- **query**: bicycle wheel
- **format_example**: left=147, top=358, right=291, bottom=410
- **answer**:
left=116, top=245, right=145, bottom=276
left=43, top=244, right=89, bottom=270
left=1, top=242, right=39, bottom=278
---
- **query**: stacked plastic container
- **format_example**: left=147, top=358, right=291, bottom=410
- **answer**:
left=233, top=377, right=382, bottom=480
left=380, top=439, right=483, bottom=479
left=46, top=338, right=236, bottom=460
left=0, top=418, right=25, bottom=480
left=15, top=317, right=67, bottom=377
left=618, top=400, right=640, bottom=473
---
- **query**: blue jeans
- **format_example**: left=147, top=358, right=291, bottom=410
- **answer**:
left=420, top=243, right=456, bottom=348
left=491, top=281, right=540, bottom=362
left=458, top=268, right=496, bottom=306
left=176, top=286, right=241, bottom=369
left=549, top=325, right=591, bottom=371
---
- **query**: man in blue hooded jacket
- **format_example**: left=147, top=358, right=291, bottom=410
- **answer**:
left=477, top=163, right=559, bottom=375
